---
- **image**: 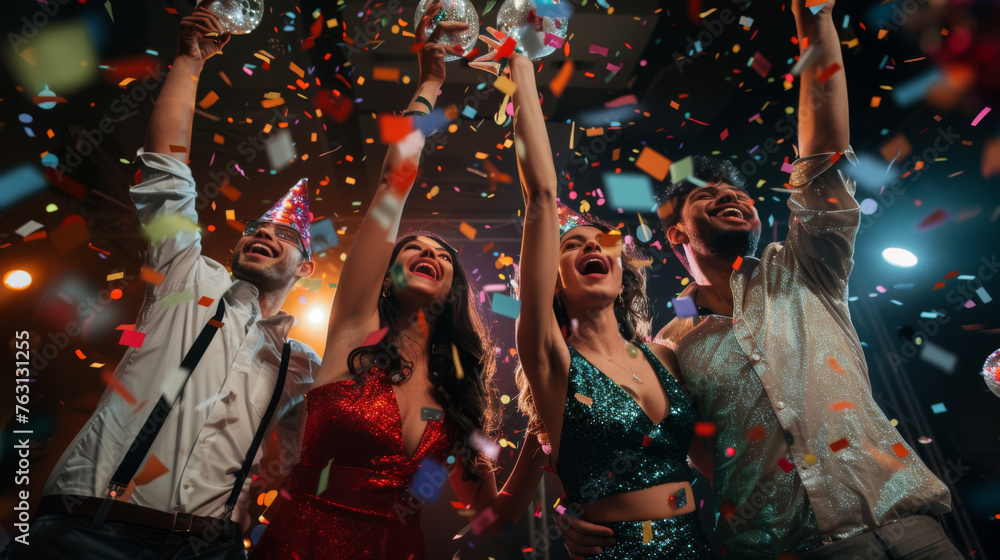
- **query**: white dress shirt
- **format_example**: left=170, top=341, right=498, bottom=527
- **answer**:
left=44, top=150, right=319, bottom=528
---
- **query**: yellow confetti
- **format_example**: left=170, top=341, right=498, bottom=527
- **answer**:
left=452, top=343, right=464, bottom=380
left=106, top=271, right=124, bottom=281
left=642, top=520, right=653, bottom=543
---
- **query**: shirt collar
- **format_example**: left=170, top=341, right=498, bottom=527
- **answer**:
left=677, top=255, right=761, bottom=316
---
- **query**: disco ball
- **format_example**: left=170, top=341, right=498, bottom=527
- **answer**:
left=414, top=0, right=480, bottom=62
left=496, top=0, right=569, bottom=60
left=197, top=0, right=264, bottom=35
left=983, top=349, right=1000, bottom=398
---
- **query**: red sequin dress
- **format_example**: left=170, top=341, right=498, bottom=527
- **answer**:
left=250, top=368, right=456, bottom=560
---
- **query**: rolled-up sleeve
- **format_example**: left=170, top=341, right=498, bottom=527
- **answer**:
left=129, top=148, right=204, bottom=293
left=783, top=147, right=861, bottom=299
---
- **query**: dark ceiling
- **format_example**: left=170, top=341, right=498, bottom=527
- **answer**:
left=1, top=0, right=999, bottom=555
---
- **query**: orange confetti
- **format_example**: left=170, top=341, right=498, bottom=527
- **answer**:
left=261, top=98, right=285, bottom=109
left=817, top=62, right=842, bottom=84
left=635, top=146, right=671, bottom=181
left=198, top=296, right=215, bottom=307
left=75, top=349, right=87, bottom=359
left=372, top=67, right=401, bottom=82
left=133, top=454, right=170, bottom=486
left=827, top=356, right=846, bottom=373
left=891, top=442, right=910, bottom=459
left=829, top=438, right=849, bottom=452
left=732, top=256, right=744, bottom=269
left=549, top=60, right=574, bottom=98
left=100, top=370, right=137, bottom=405
left=198, top=91, right=219, bottom=109
left=574, top=393, right=593, bottom=406
left=829, top=401, right=854, bottom=411
left=139, top=266, right=165, bottom=286
left=459, top=222, right=477, bottom=240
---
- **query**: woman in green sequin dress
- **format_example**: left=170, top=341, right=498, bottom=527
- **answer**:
left=470, top=38, right=715, bottom=560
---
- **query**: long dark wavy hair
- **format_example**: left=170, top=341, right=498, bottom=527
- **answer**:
left=516, top=218, right=652, bottom=438
left=347, top=232, right=500, bottom=485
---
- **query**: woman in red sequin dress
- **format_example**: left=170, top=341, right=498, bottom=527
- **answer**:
left=249, top=4, right=548, bottom=559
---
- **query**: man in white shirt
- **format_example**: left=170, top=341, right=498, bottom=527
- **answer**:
left=5, top=8, right=320, bottom=560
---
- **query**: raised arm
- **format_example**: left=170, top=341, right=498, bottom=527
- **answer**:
left=144, top=8, right=229, bottom=159
left=129, top=9, right=229, bottom=286
left=317, top=4, right=465, bottom=386
left=793, top=0, right=848, bottom=157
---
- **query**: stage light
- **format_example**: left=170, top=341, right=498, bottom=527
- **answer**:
left=4, top=270, right=32, bottom=290
left=308, top=307, right=325, bottom=325
left=882, top=248, right=917, bottom=267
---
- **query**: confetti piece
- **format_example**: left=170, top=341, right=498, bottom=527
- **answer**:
left=694, top=421, right=716, bottom=437
left=603, top=173, right=656, bottom=211
left=198, top=91, right=219, bottom=109
left=197, top=296, right=215, bottom=307
left=915, top=208, right=951, bottom=231
left=635, top=147, right=671, bottom=181
left=746, top=425, right=766, bottom=442
left=589, top=44, right=609, bottom=57
left=549, top=60, right=574, bottom=98
left=119, top=330, right=146, bottom=348
left=317, top=459, right=333, bottom=495
left=804, top=453, right=818, bottom=465
left=309, top=217, right=339, bottom=253
left=829, top=438, right=849, bottom=452
left=491, top=293, right=521, bottom=319
left=379, top=114, right=414, bottom=144
left=133, top=454, right=169, bottom=486
left=827, top=357, right=846, bottom=373
left=672, top=295, right=698, bottom=318
left=49, top=220, right=91, bottom=255
left=971, top=106, right=991, bottom=127
left=15, top=220, right=44, bottom=237
left=732, top=256, right=743, bottom=270
left=891, top=442, right=910, bottom=459
left=362, top=327, right=390, bottom=347
left=161, top=289, right=194, bottom=307
left=493, top=75, right=516, bottom=96
left=142, top=214, right=199, bottom=245
left=790, top=44, right=823, bottom=76
left=459, top=222, right=477, bottom=240
left=0, top=164, right=49, bottom=210
left=107, top=272, right=124, bottom=281
left=470, top=431, right=501, bottom=462
left=471, top=506, right=497, bottom=535
left=139, top=266, right=165, bottom=285
left=919, top=341, right=958, bottom=373
left=777, top=457, right=795, bottom=473
left=208, top=319, right=224, bottom=328
left=930, top=402, right=947, bottom=414
left=451, top=343, right=465, bottom=380
left=100, top=370, right=137, bottom=405
left=411, top=458, right=449, bottom=504
left=668, top=156, right=696, bottom=184
left=574, top=393, right=594, bottom=406
left=421, top=407, right=444, bottom=421
left=372, top=67, right=401, bottom=82
left=829, top=401, right=854, bottom=411
left=750, top=52, right=772, bottom=78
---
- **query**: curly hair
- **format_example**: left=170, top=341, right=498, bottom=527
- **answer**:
left=347, top=232, right=500, bottom=486
left=515, top=219, right=652, bottom=443
left=654, top=156, right=748, bottom=271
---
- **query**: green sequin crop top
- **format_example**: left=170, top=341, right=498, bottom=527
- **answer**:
left=555, top=344, right=696, bottom=505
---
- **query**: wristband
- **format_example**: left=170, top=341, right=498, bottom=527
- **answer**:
left=414, top=95, right=434, bottom=113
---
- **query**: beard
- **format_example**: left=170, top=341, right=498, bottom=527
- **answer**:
left=689, top=215, right=761, bottom=262
left=230, top=251, right=297, bottom=292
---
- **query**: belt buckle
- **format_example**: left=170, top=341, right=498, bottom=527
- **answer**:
left=172, top=511, right=195, bottom=533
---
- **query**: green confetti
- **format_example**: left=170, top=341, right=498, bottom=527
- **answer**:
left=161, top=289, right=194, bottom=307
left=142, top=214, right=200, bottom=245
left=390, top=261, right=407, bottom=291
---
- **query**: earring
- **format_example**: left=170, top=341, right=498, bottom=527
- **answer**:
left=616, top=293, right=625, bottom=306
left=382, top=279, right=392, bottom=298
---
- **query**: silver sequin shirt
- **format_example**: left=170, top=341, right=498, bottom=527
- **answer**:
left=655, top=149, right=951, bottom=556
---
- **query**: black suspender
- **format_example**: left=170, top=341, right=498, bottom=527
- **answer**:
left=94, top=297, right=292, bottom=527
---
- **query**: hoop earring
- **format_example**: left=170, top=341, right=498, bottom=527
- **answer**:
left=616, top=293, right=625, bottom=306
left=382, top=280, right=392, bottom=298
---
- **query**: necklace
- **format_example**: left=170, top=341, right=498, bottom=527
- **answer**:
left=581, top=341, right=643, bottom=384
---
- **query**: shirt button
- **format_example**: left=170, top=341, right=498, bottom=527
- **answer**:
left=776, top=401, right=786, bottom=410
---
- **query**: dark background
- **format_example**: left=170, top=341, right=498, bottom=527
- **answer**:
left=1, top=0, right=998, bottom=557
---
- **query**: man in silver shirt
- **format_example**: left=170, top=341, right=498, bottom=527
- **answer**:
left=561, top=0, right=963, bottom=558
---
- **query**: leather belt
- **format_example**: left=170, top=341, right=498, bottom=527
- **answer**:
left=38, top=495, right=242, bottom=539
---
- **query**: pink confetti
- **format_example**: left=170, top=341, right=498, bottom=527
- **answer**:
left=781, top=162, right=796, bottom=174
left=605, top=94, right=637, bottom=107
left=971, top=106, right=991, bottom=127
left=589, top=44, right=609, bottom=56
left=544, top=33, right=565, bottom=48
left=119, top=329, right=146, bottom=348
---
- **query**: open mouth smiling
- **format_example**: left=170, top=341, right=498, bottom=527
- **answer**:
left=409, top=258, right=440, bottom=281
left=245, top=241, right=277, bottom=258
left=577, top=254, right=610, bottom=277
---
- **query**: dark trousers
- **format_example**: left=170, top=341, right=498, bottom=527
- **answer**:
left=798, top=516, right=964, bottom=560
left=2, top=512, right=246, bottom=560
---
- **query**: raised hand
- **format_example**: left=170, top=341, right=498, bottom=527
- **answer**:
left=468, top=27, right=521, bottom=76
left=177, top=6, right=231, bottom=63
left=416, top=0, right=469, bottom=88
